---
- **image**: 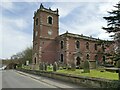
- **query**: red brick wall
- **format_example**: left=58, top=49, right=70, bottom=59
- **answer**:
left=33, top=8, right=59, bottom=64
left=33, top=7, right=114, bottom=66
left=56, top=36, right=112, bottom=65
left=40, top=39, right=58, bottom=63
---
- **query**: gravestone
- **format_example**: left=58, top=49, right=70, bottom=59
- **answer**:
left=83, top=60, right=90, bottom=73
left=117, top=60, right=120, bottom=80
left=53, top=62, right=58, bottom=72
left=44, top=63, right=47, bottom=71
left=67, top=64, right=71, bottom=70
left=26, top=61, right=29, bottom=66
left=39, top=62, right=45, bottom=71
left=71, top=63, right=76, bottom=71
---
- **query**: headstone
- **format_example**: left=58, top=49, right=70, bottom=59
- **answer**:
left=26, top=61, right=29, bottom=66
left=44, top=63, right=47, bottom=71
left=83, top=60, right=90, bottom=73
left=53, top=62, right=58, bottom=72
left=67, top=64, right=71, bottom=70
left=71, top=63, right=76, bottom=71
left=43, top=62, right=45, bottom=70
left=39, top=62, right=45, bottom=71
left=117, top=60, right=120, bottom=80
left=39, top=62, right=42, bottom=70
left=57, top=62, right=60, bottom=70
left=49, top=64, right=53, bottom=70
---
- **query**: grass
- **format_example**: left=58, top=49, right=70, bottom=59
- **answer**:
left=21, top=65, right=39, bottom=70
left=21, top=65, right=53, bottom=71
left=20, top=65, right=119, bottom=80
left=57, top=69, right=119, bottom=80
left=22, top=65, right=32, bottom=70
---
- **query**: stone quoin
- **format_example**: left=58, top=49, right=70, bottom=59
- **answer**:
left=32, top=4, right=114, bottom=68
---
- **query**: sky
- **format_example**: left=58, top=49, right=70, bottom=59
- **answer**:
left=0, top=0, right=119, bottom=59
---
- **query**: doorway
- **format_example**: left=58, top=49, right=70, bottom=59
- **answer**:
left=76, top=57, right=81, bottom=66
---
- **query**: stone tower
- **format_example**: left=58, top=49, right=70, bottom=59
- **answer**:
left=33, top=4, right=59, bottom=64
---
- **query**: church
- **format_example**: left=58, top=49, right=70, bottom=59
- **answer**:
left=32, top=4, right=114, bottom=68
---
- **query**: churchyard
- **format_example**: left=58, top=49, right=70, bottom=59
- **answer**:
left=21, top=61, right=119, bottom=80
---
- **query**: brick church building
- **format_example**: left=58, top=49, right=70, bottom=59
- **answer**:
left=32, top=4, right=114, bottom=68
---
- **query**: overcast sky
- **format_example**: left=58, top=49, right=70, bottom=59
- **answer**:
left=1, top=0, right=119, bottom=59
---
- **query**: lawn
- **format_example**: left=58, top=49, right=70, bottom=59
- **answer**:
left=21, top=65, right=119, bottom=80
left=57, top=69, right=119, bottom=80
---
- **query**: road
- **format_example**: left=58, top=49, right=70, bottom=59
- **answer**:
left=2, top=70, right=86, bottom=89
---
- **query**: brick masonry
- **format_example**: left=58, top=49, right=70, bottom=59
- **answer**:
left=32, top=4, right=114, bottom=68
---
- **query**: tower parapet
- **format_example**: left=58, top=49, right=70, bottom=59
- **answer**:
left=34, top=3, right=59, bottom=18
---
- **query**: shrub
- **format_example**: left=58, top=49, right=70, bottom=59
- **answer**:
left=116, top=60, right=120, bottom=68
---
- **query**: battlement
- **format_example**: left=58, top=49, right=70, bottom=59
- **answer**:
left=34, top=3, right=58, bottom=17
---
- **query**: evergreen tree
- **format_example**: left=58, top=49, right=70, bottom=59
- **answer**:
left=102, top=2, right=120, bottom=56
left=102, top=2, right=120, bottom=80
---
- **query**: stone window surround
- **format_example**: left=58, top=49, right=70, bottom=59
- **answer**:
left=86, top=54, right=90, bottom=60
left=60, top=40, right=64, bottom=49
left=75, top=40, right=80, bottom=49
left=60, top=54, right=64, bottom=63
left=86, top=42, right=89, bottom=50
left=47, top=15, right=53, bottom=25
left=33, top=53, right=37, bottom=64
left=95, top=44, right=97, bottom=50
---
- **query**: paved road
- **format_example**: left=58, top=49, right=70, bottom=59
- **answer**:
left=2, top=70, right=56, bottom=88
left=2, top=70, right=85, bottom=89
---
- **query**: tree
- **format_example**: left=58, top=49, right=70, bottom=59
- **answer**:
left=22, top=47, right=33, bottom=64
left=102, top=1, right=120, bottom=80
left=10, top=46, right=33, bottom=65
left=102, top=2, right=120, bottom=55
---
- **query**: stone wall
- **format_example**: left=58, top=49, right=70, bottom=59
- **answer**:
left=17, top=69, right=120, bottom=88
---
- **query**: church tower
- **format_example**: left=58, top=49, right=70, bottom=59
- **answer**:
left=33, top=4, right=59, bottom=64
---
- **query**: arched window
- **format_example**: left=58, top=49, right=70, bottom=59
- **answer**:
left=102, top=44, right=105, bottom=52
left=102, top=56, right=106, bottom=64
left=76, top=57, right=81, bottom=66
left=60, top=41, right=64, bottom=49
left=47, top=16, right=53, bottom=24
left=86, top=42, right=89, bottom=50
left=95, top=44, right=97, bottom=50
left=76, top=41, right=80, bottom=49
left=103, top=56, right=106, bottom=62
left=34, top=58, right=37, bottom=64
left=86, top=54, right=89, bottom=60
left=60, top=54, right=64, bottom=62
left=95, top=55, right=98, bottom=60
